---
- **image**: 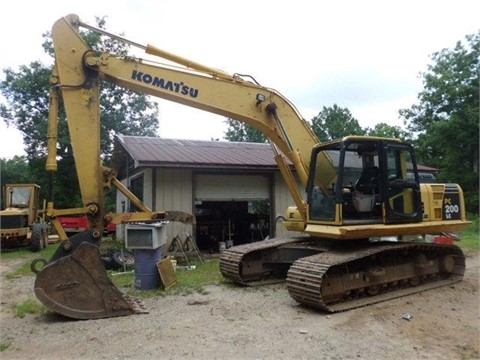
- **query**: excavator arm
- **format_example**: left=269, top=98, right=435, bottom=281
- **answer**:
left=47, top=14, right=339, bottom=224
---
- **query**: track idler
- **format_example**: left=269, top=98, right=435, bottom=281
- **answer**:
left=31, top=231, right=144, bottom=320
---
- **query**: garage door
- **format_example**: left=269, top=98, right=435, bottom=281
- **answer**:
left=194, top=174, right=270, bottom=201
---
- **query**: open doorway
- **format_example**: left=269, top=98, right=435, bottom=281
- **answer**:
left=195, top=200, right=270, bottom=253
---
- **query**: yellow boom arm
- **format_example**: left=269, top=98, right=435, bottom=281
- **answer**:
left=48, top=14, right=335, bottom=227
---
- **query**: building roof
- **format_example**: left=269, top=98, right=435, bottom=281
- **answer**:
left=115, top=135, right=437, bottom=172
left=116, top=135, right=279, bottom=170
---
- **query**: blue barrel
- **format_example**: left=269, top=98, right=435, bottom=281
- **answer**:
left=134, top=247, right=162, bottom=289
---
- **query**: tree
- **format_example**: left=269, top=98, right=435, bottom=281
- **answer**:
left=223, top=104, right=367, bottom=145
left=400, top=32, right=479, bottom=212
left=366, top=122, right=412, bottom=141
left=224, top=118, right=267, bottom=143
left=311, top=104, right=365, bottom=142
left=1, top=156, right=32, bottom=186
left=0, top=17, right=160, bottom=209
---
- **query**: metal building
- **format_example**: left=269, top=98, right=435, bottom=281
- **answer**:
left=112, top=136, right=302, bottom=252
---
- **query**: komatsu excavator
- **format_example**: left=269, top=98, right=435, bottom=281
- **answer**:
left=32, top=14, right=471, bottom=319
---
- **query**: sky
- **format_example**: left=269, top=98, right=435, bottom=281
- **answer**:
left=0, top=0, right=479, bottom=159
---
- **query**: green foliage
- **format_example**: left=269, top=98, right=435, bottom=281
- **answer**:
left=458, top=214, right=479, bottom=249
left=0, top=62, right=51, bottom=159
left=223, top=118, right=267, bottom=143
left=311, top=104, right=365, bottom=142
left=400, top=32, right=479, bottom=213
left=0, top=342, right=11, bottom=352
left=11, top=298, right=47, bottom=318
left=37, top=16, right=158, bottom=160
left=366, top=122, right=413, bottom=141
left=0, top=156, right=70, bottom=209
left=1, top=156, right=31, bottom=184
left=222, top=103, right=408, bottom=147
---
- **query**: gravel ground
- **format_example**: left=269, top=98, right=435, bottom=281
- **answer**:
left=0, top=249, right=479, bottom=360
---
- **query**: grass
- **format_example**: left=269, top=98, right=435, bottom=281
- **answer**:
left=1, top=236, right=121, bottom=279
left=112, top=258, right=226, bottom=297
left=0, top=342, right=11, bottom=352
left=0, top=247, right=32, bottom=259
left=171, top=259, right=225, bottom=294
left=1, top=243, right=223, bottom=298
left=2, top=244, right=58, bottom=279
left=458, top=213, right=479, bottom=249
left=11, top=298, right=48, bottom=318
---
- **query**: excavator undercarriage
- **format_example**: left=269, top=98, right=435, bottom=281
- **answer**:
left=220, top=237, right=465, bottom=312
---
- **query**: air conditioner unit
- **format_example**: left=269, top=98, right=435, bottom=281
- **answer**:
left=125, top=223, right=167, bottom=249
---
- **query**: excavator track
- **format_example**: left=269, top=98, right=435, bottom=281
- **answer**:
left=221, top=238, right=465, bottom=313
left=220, top=237, right=305, bottom=284
left=286, top=242, right=465, bottom=312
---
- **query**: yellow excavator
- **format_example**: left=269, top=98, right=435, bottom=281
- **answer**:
left=32, top=14, right=471, bottom=319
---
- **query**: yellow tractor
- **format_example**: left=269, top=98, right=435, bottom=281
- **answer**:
left=0, top=183, right=49, bottom=251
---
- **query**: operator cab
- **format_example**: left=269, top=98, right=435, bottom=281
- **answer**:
left=307, top=136, right=423, bottom=225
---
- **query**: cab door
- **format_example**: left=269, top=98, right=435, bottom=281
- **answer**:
left=382, top=143, right=423, bottom=224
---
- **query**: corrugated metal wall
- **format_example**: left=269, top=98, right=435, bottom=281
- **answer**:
left=273, top=172, right=306, bottom=237
left=154, top=168, right=193, bottom=245
left=194, top=174, right=270, bottom=201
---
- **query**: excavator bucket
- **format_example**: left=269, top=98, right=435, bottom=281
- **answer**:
left=33, top=240, right=145, bottom=320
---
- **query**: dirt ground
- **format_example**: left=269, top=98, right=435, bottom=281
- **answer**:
left=0, top=249, right=479, bottom=360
